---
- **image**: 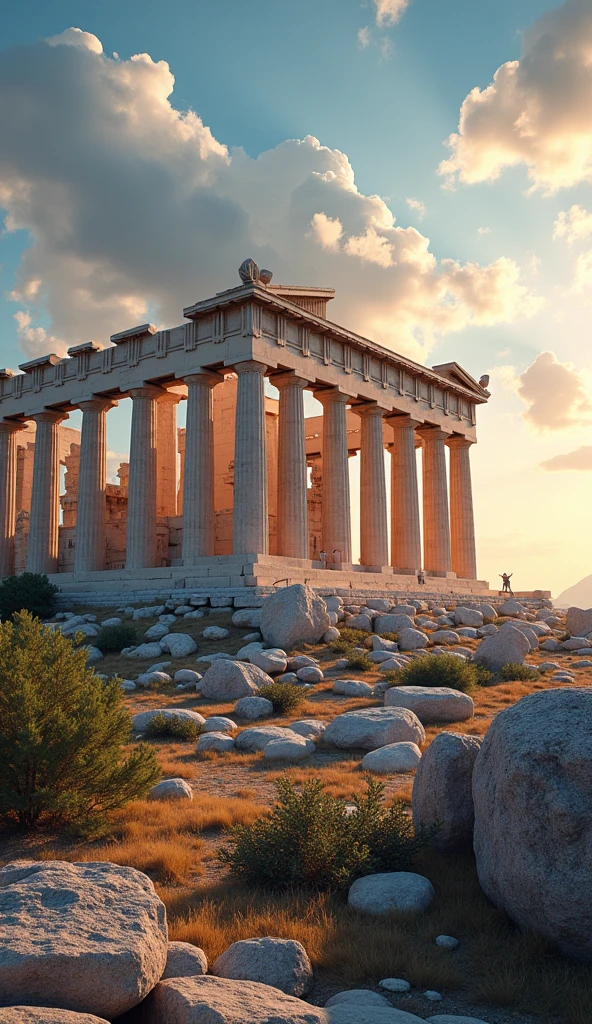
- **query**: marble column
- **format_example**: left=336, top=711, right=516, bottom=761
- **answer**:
left=448, top=436, right=477, bottom=579
left=156, top=391, right=181, bottom=517
left=74, top=399, right=115, bottom=573
left=182, top=371, right=222, bottom=563
left=27, top=411, right=64, bottom=575
left=317, top=389, right=351, bottom=564
left=126, top=386, right=161, bottom=570
left=387, top=415, right=422, bottom=574
left=357, top=404, right=388, bottom=567
left=233, top=361, right=268, bottom=555
left=275, top=373, right=309, bottom=559
left=418, top=426, right=451, bottom=575
left=0, top=420, right=21, bottom=577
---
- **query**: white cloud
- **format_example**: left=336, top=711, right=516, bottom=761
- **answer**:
left=406, top=197, right=426, bottom=219
left=516, top=351, right=592, bottom=430
left=373, top=0, right=411, bottom=26
left=0, top=28, right=541, bottom=363
left=541, top=445, right=592, bottom=470
left=477, top=226, right=491, bottom=235
left=572, top=249, right=592, bottom=292
left=554, top=204, right=592, bottom=243
left=357, top=26, right=371, bottom=48
left=439, top=0, right=592, bottom=193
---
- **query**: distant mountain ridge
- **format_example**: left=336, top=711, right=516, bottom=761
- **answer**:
left=554, top=575, right=592, bottom=609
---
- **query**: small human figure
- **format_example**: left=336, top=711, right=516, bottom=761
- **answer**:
left=500, top=572, right=513, bottom=595
left=320, top=550, right=327, bottom=570
left=417, top=570, right=425, bottom=585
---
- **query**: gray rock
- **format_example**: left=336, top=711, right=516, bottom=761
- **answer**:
left=234, top=726, right=295, bottom=752
left=85, top=647, right=103, bottom=664
left=498, top=599, right=526, bottom=617
left=260, top=584, right=330, bottom=649
left=413, top=732, right=482, bottom=851
left=203, top=716, right=235, bottom=733
left=325, top=992, right=391, bottom=1007
left=456, top=627, right=478, bottom=639
left=231, top=608, right=263, bottom=629
left=0, top=1011, right=110, bottom=1024
left=430, top=630, right=460, bottom=645
left=348, top=872, right=435, bottom=914
left=453, top=607, right=483, bottom=627
left=236, top=642, right=265, bottom=661
left=361, top=742, right=422, bottom=774
left=374, top=614, right=415, bottom=634
left=136, top=671, right=172, bottom=688
left=347, top=614, right=373, bottom=631
left=385, top=686, right=473, bottom=724
left=540, top=638, right=562, bottom=652
left=369, top=650, right=396, bottom=664
left=250, top=648, right=288, bottom=674
left=333, top=679, right=374, bottom=697
left=289, top=655, right=319, bottom=669
left=427, top=1017, right=489, bottom=1024
left=197, top=732, right=235, bottom=753
left=160, top=633, right=198, bottom=658
left=122, top=642, right=165, bottom=660
left=132, top=708, right=205, bottom=733
left=242, top=631, right=262, bottom=641
left=120, top=679, right=136, bottom=691
left=476, top=624, right=498, bottom=637
left=290, top=719, right=326, bottom=741
left=212, top=937, right=313, bottom=996
left=435, top=935, right=459, bottom=949
left=200, top=660, right=271, bottom=701
left=379, top=978, right=411, bottom=993
left=566, top=606, right=592, bottom=637
left=159, top=614, right=178, bottom=626
left=424, top=992, right=443, bottom=1002
left=0, top=860, right=167, bottom=1017
left=538, top=661, right=561, bottom=671
left=148, top=778, right=193, bottom=801
left=144, top=623, right=170, bottom=640
left=573, top=659, right=592, bottom=668
left=174, top=669, right=202, bottom=686
left=473, top=624, right=530, bottom=672
left=393, top=604, right=417, bottom=616
left=143, top=975, right=326, bottom=1024
left=163, top=941, right=207, bottom=978
left=100, top=617, right=122, bottom=627
left=473, top=687, right=592, bottom=959
left=323, top=626, right=341, bottom=643
left=132, top=605, right=165, bottom=620
left=202, top=626, right=229, bottom=640
left=500, top=621, right=538, bottom=650
left=296, top=665, right=324, bottom=683
left=397, top=628, right=429, bottom=651
left=563, top=637, right=590, bottom=650
left=324, top=707, right=425, bottom=750
left=234, top=696, right=274, bottom=720
left=372, top=636, right=398, bottom=652
left=263, top=735, right=316, bottom=761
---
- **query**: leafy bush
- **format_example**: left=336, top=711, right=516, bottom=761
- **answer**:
left=220, top=776, right=432, bottom=889
left=0, top=612, right=160, bottom=831
left=385, top=652, right=484, bottom=694
left=498, top=662, right=539, bottom=682
left=95, top=623, right=138, bottom=653
left=258, top=683, right=306, bottom=715
left=331, top=627, right=373, bottom=655
left=345, top=652, right=374, bottom=671
left=144, top=712, right=201, bottom=741
left=0, top=573, right=58, bottom=623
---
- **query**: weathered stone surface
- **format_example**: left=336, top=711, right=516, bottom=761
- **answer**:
left=475, top=603, right=497, bottom=621
left=148, top=778, right=193, bottom=801
left=323, top=627, right=341, bottom=643
left=200, top=660, right=270, bottom=701
left=231, top=608, right=263, bottom=629
left=212, top=937, right=312, bottom=996
left=174, top=669, right=202, bottom=686
left=325, top=991, right=391, bottom=1007
left=137, top=671, right=172, bottom=688
left=144, top=623, right=171, bottom=640
left=234, top=696, right=274, bottom=720
left=324, top=707, right=425, bottom=751
left=348, top=872, right=435, bottom=914
left=296, top=665, right=324, bottom=683
left=385, top=686, right=473, bottom=724
left=563, top=637, right=590, bottom=650
left=203, top=716, right=235, bottom=733
left=250, top=648, right=288, bottom=674
left=163, top=941, right=208, bottom=979
left=473, top=688, right=592, bottom=959
left=346, top=614, right=373, bottom=631
left=566, top=606, right=592, bottom=637
left=143, top=974, right=327, bottom=1024
left=540, top=638, right=562, bottom=651
left=85, top=647, right=103, bottom=664
left=132, top=708, right=205, bottom=732
left=374, top=614, right=414, bottom=634
left=453, top=607, right=484, bottom=627
left=397, top=628, right=429, bottom=651
left=430, top=630, right=460, bottom=645
left=361, top=742, right=422, bottom=774
left=372, top=636, right=398, bottom=652
left=500, top=621, right=538, bottom=650
left=160, top=633, right=198, bottom=658
left=202, top=625, right=229, bottom=640
left=412, top=732, right=482, bottom=851
left=235, top=726, right=295, bottom=752
left=498, top=599, right=526, bottom=617
left=132, top=605, right=165, bottom=620
left=289, top=719, right=326, bottom=741
left=122, top=642, right=164, bottom=660
left=0, top=860, right=167, bottom=1017
left=473, top=624, right=530, bottom=672
left=260, top=585, right=330, bottom=650
left=426, top=1017, right=489, bottom=1024
left=0, top=1011, right=110, bottom=1024
left=197, top=731, right=235, bottom=753
left=263, top=735, right=316, bottom=761
left=328, top=1009, right=424, bottom=1023
left=333, top=679, right=374, bottom=697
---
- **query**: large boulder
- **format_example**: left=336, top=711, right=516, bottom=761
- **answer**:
left=263, top=735, right=316, bottom=761
left=348, top=872, right=435, bottom=914
left=162, top=941, right=207, bottom=978
left=566, top=606, right=592, bottom=637
left=472, top=688, right=592, bottom=959
left=498, top=599, right=526, bottom=617
left=361, top=742, right=422, bottom=774
left=373, top=613, right=414, bottom=634
left=141, top=975, right=327, bottom=1024
left=0, top=1012, right=109, bottom=1024
left=324, top=707, right=425, bottom=751
left=472, top=624, right=530, bottom=672
left=132, top=708, right=205, bottom=732
left=260, top=585, right=330, bottom=649
left=453, top=607, right=484, bottom=628
left=200, top=661, right=271, bottom=701
left=234, top=726, right=296, bottom=752
left=499, top=621, right=538, bottom=650
left=412, top=733, right=482, bottom=851
left=234, top=696, right=274, bottom=720
left=122, top=642, right=165, bottom=660
left=384, top=686, right=473, bottom=724
left=250, top=648, right=288, bottom=674
left=397, top=628, right=429, bottom=651
left=160, top=633, right=198, bottom=658
left=0, top=860, right=167, bottom=1017
left=212, top=937, right=313, bottom=996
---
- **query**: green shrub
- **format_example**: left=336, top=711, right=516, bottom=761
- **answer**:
left=0, top=573, right=58, bottom=622
left=385, top=652, right=483, bottom=694
left=345, top=652, right=374, bottom=671
left=0, top=611, right=160, bottom=831
left=95, top=623, right=138, bottom=653
left=220, top=776, right=432, bottom=889
left=331, top=627, right=372, bottom=655
left=144, top=713, right=201, bottom=741
left=498, top=662, right=539, bottom=682
left=258, top=683, right=306, bottom=715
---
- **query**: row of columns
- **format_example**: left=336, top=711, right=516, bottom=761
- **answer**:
left=0, top=362, right=477, bottom=579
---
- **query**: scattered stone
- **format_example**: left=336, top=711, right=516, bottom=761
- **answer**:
left=163, top=941, right=207, bottom=979
left=540, top=638, right=562, bottom=652
left=385, top=686, right=473, bottom=724
left=290, top=719, right=326, bottom=741
left=566, top=606, right=592, bottom=637
left=236, top=642, right=265, bottom=660
left=372, top=636, right=398, bottom=652
left=210, top=596, right=233, bottom=607
left=212, top=937, right=312, bottom=996
left=145, top=661, right=172, bottom=674
left=362, top=742, right=422, bottom=774
left=203, top=716, right=235, bottom=733
left=435, top=935, right=459, bottom=950
left=426, top=1016, right=489, bottom=1024
left=149, top=778, right=193, bottom=801
left=296, top=665, right=324, bottom=683
left=132, top=708, right=205, bottom=732
left=264, top=735, right=316, bottom=761
left=260, top=584, right=330, bottom=649
left=347, top=614, right=373, bottom=631
left=231, top=608, right=263, bottom=629
left=61, top=622, right=99, bottom=638
left=326, top=991, right=391, bottom=1007
left=473, top=687, right=592, bottom=959
left=279, top=671, right=300, bottom=683
left=242, top=632, right=262, bottom=642
left=137, top=671, right=172, bottom=688
left=413, top=731, right=481, bottom=852
left=159, top=614, right=178, bottom=626
left=379, top=978, right=411, bottom=993
left=197, top=732, right=235, bottom=753
left=289, top=655, right=319, bottom=669
left=160, top=633, right=198, bottom=658
left=379, top=657, right=408, bottom=672
left=333, top=679, right=374, bottom=697
left=174, top=669, right=202, bottom=686
left=348, top=872, right=435, bottom=914
left=0, top=860, right=167, bottom=1017
left=200, top=660, right=271, bottom=701
left=132, top=605, right=165, bottom=620
left=430, top=630, right=460, bottom=645
left=473, top=624, right=530, bottom=672
left=235, top=726, right=295, bottom=752
left=552, top=672, right=576, bottom=682
left=499, top=621, right=538, bottom=650
left=573, top=659, right=592, bottom=668
left=143, top=975, right=327, bottom=1024
left=393, top=604, right=417, bottom=616
left=424, top=991, right=443, bottom=1002
left=0, top=1011, right=110, bottom=1024
left=374, top=613, right=415, bottom=634
left=323, top=626, right=341, bottom=643
left=120, top=679, right=136, bottom=691
left=476, top=623, right=497, bottom=637
left=498, top=599, right=526, bottom=617
left=250, top=648, right=288, bottom=674
left=202, top=626, right=230, bottom=640
left=324, top=707, right=425, bottom=750
left=453, top=607, right=483, bottom=627
left=144, top=623, right=170, bottom=640
left=234, top=696, right=274, bottom=720
left=397, top=628, right=429, bottom=651
left=563, top=637, right=590, bottom=650
left=85, top=647, right=103, bottom=664
left=100, top=617, right=122, bottom=627
left=122, top=642, right=165, bottom=660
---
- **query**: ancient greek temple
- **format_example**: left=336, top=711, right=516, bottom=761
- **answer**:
left=0, top=260, right=493, bottom=599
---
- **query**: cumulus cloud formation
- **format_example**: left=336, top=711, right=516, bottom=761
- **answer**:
left=439, top=0, right=592, bottom=192
left=517, top=351, right=592, bottom=430
left=373, top=0, right=411, bottom=26
left=0, top=28, right=539, bottom=361
left=541, top=445, right=592, bottom=470
left=554, top=205, right=592, bottom=243
left=406, top=197, right=426, bottom=218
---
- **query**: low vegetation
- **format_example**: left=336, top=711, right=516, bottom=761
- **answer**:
left=258, top=682, right=306, bottom=714
left=0, top=572, right=58, bottom=622
left=144, top=713, right=202, bottom=742
left=330, top=627, right=370, bottom=654
left=384, top=652, right=490, bottom=694
left=498, top=662, right=539, bottom=682
left=95, top=622, right=138, bottom=653
left=0, top=611, right=160, bottom=831
left=220, top=776, right=431, bottom=889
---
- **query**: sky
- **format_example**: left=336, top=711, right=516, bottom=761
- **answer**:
left=1, top=0, right=592, bottom=598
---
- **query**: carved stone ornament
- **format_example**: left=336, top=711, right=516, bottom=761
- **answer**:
left=238, top=258, right=260, bottom=283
